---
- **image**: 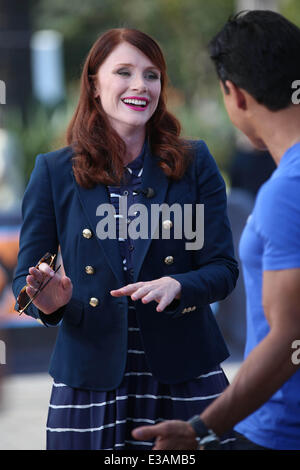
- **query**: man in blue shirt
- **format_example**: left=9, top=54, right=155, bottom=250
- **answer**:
left=132, top=10, right=300, bottom=450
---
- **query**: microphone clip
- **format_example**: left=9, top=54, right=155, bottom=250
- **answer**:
left=136, top=187, right=155, bottom=198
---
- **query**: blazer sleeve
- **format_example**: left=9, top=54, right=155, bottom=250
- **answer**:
left=168, top=141, right=239, bottom=317
left=12, top=154, right=65, bottom=326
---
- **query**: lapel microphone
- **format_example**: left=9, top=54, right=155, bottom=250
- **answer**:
left=136, top=187, right=155, bottom=198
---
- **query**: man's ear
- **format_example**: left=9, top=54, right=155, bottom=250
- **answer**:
left=222, top=80, right=247, bottom=110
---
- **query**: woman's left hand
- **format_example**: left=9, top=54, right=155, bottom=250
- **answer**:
left=110, top=277, right=181, bottom=312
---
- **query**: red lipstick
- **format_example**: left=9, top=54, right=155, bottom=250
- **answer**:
left=121, top=96, right=150, bottom=111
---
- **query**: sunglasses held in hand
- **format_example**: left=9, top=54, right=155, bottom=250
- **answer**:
left=17, top=252, right=61, bottom=315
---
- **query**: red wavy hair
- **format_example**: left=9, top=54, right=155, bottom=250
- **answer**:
left=67, top=28, right=192, bottom=188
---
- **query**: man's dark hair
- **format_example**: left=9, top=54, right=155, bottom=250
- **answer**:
left=209, top=10, right=300, bottom=111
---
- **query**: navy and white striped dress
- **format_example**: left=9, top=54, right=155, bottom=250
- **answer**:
left=46, top=147, right=234, bottom=450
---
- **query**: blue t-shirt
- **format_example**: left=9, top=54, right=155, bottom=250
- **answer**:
left=235, top=142, right=300, bottom=450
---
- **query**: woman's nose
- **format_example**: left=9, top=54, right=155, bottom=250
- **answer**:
left=130, top=74, right=148, bottom=92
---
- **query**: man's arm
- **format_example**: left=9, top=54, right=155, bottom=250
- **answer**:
left=200, top=268, right=300, bottom=435
left=132, top=268, right=300, bottom=449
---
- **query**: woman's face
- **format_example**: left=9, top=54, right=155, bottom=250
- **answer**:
left=94, top=42, right=161, bottom=136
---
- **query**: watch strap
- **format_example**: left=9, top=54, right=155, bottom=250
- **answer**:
left=188, top=415, right=220, bottom=449
left=188, top=415, right=210, bottom=437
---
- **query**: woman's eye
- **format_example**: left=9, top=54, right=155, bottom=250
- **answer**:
left=117, top=70, right=130, bottom=76
left=145, top=71, right=159, bottom=80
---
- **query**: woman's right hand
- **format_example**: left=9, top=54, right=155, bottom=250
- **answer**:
left=25, top=262, right=73, bottom=315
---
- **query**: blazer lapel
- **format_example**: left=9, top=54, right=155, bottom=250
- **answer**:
left=71, top=171, right=125, bottom=286
left=71, top=145, right=169, bottom=287
left=132, top=147, right=169, bottom=282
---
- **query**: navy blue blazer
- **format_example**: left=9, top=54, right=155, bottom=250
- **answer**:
left=13, top=140, right=238, bottom=391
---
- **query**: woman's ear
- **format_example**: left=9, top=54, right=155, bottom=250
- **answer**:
left=89, top=75, right=100, bottom=98
left=94, top=85, right=100, bottom=99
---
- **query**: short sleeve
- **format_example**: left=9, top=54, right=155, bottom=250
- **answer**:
left=254, top=176, right=300, bottom=270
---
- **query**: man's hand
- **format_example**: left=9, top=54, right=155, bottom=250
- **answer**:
left=131, top=420, right=198, bottom=450
left=110, top=277, right=181, bottom=312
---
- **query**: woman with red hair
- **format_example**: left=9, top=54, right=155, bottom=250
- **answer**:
left=13, top=28, right=238, bottom=450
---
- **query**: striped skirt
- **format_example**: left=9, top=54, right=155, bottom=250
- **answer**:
left=46, top=305, right=234, bottom=450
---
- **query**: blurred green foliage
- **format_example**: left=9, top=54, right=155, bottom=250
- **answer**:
left=5, top=97, right=76, bottom=183
left=8, top=0, right=235, bottom=183
left=8, top=0, right=300, bottom=184
left=33, top=0, right=235, bottom=103
left=281, top=0, right=300, bottom=27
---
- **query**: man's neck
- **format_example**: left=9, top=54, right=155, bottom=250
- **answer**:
left=254, top=105, right=300, bottom=165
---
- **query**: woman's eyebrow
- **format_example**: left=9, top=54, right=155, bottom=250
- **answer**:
left=115, top=62, right=160, bottom=71
left=115, top=63, right=132, bottom=67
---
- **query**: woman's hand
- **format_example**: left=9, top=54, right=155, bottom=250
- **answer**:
left=25, top=262, right=73, bottom=315
left=110, top=276, right=181, bottom=312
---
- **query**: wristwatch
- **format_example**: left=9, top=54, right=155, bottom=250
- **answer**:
left=188, top=415, right=220, bottom=450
